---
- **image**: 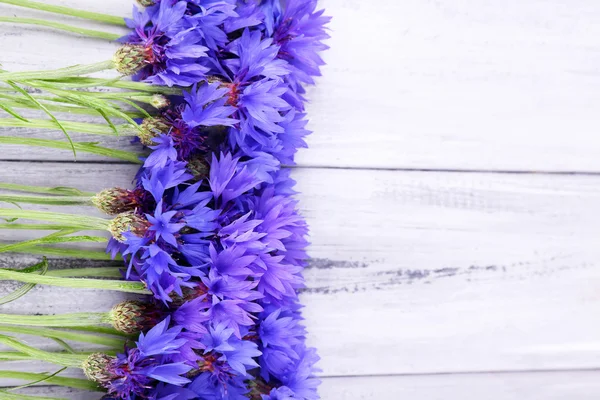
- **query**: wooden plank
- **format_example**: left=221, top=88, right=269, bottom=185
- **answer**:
left=2, top=1, right=600, bottom=170
left=1, top=162, right=600, bottom=376
left=13, top=371, right=600, bottom=400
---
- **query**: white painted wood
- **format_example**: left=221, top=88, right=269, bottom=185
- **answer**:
left=12, top=371, right=600, bottom=400
left=1, top=163, right=600, bottom=378
left=2, top=1, right=600, bottom=170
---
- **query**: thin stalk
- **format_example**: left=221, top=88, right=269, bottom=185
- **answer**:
left=0, top=352, right=35, bottom=361
left=0, top=391, right=66, bottom=400
left=0, top=236, right=106, bottom=254
left=0, top=97, right=145, bottom=118
left=62, top=326, right=129, bottom=337
left=48, top=267, right=122, bottom=278
left=0, top=312, right=108, bottom=328
left=0, top=270, right=150, bottom=294
left=14, top=246, right=118, bottom=261
left=0, top=224, right=80, bottom=230
left=0, top=335, right=87, bottom=367
left=0, top=0, right=126, bottom=26
left=0, top=17, right=120, bottom=40
left=0, top=183, right=92, bottom=196
left=0, top=325, right=123, bottom=348
left=41, top=77, right=182, bottom=95
left=0, top=194, right=92, bottom=206
left=0, top=60, right=115, bottom=81
left=0, top=209, right=108, bottom=230
left=0, top=136, right=143, bottom=163
left=0, top=118, right=136, bottom=136
left=0, top=371, right=98, bottom=391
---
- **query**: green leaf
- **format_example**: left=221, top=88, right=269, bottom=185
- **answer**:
left=0, top=258, right=47, bottom=305
left=5, top=81, right=77, bottom=159
left=0, top=103, right=29, bottom=122
left=7, top=367, right=67, bottom=391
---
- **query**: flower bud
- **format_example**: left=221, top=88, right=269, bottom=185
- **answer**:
left=109, top=300, right=163, bottom=334
left=92, top=187, right=140, bottom=215
left=113, top=44, right=148, bottom=76
left=170, top=284, right=208, bottom=308
left=108, top=212, right=149, bottom=242
left=83, top=353, right=115, bottom=384
left=151, top=94, right=170, bottom=109
left=186, top=156, right=209, bottom=180
left=139, top=117, right=170, bottom=146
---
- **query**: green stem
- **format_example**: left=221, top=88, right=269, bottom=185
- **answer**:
left=0, top=312, right=108, bottom=328
left=0, top=194, right=93, bottom=206
left=40, top=77, right=182, bottom=94
left=0, top=236, right=106, bottom=254
left=0, top=209, right=108, bottom=230
left=0, top=97, right=144, bottom=118
left=0, top=371, right=98, bottom=391
left=0, top=0, right=126, bottom=26
left=0, top=136, right=143, bottom=164
left=48, top=267, right=122, bottom=278
left=0, top=335, right=87, bottom=367
left=0, top=224, right=77, bottom=230
left=0, top=118, right=136, bottom=136
left=0, top=352, right=35, bottom=361
left=0, top=391, right=66, bottom=400
left=63, top=325, right=129, bottom=337
left=0, top=325, right=123, bottom=348
left=0, top=17, right=121, bottom=40
left=0, top=60, right=115, bottom=81
left=0, top=183, right=92, bottom=196
left=0, top=269, right=150, bottom=294
left=14, top=246, right=118, bottom=261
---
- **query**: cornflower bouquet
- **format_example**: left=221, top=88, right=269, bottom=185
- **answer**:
left=0, top=0, right=329, bottom=399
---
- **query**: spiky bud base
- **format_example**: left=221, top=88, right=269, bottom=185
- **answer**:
left=186, top=156, right=210, bottom=180
left=83, top=353, right=116, bottom=384
left=139, top=117, right=170, bottom=146
left=113, top=44, right=149, bottom=76
left=108, top=212, right=149, bottom=242
left=92, top=187, right=140, bottom=215
left=109, top=300, right=163, bottom=334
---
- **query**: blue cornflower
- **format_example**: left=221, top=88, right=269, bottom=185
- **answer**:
left=146, top=200, right=185, bottom=247
left=277, top=345, right=321, bottom=400
left=136, top=317, right=187, bottom=357
left=188, top=372, right=249, bottom=400
left=205, top=244, right=256, bottom=278
left=262, top=386, right=296, bottom=400
left=259, top=308, right=304, bottom=349
left=181, top=82, right=238, bottom=128
left=201, top=323, right=261, bottom=376
left=173, top=296, right=211, bottom=334
left=145, top=134, right=178, bottom=170
left=271, top=0, right=331, bottom=86
left=125, top=1, right=211, bottom=86
left=209, top=152, right=264, bottom=204
left=142, top=159, right=193, bottom=200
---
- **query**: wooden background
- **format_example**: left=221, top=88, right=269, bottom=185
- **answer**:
left=1, top=0, right=600, bottom=398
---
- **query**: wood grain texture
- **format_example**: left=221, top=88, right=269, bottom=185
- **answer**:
left=2, top=0, right=600, bottom=170
left=1, top=162, right=600, bottom=379
left=11, top=370, right=600, bottom=399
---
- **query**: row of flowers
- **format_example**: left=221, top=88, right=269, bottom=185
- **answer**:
left=0, top=0, right=329, bottom=399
